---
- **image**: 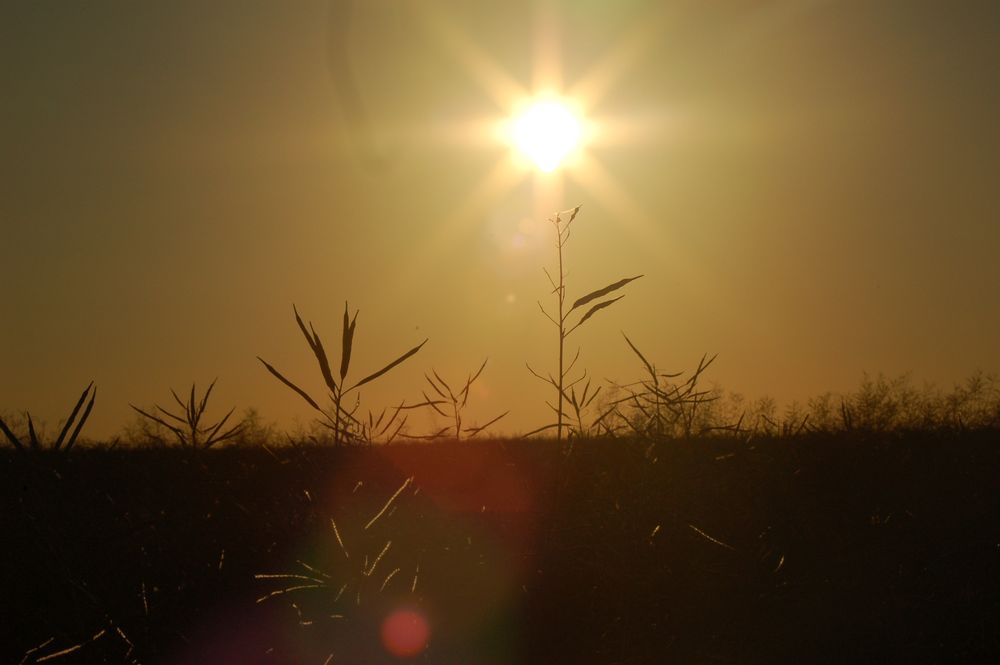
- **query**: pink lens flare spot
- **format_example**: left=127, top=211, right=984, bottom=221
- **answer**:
left=381, top=608, right=430, bottom=658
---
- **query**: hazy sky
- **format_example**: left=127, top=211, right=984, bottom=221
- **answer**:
left=3, top=0, right=999, bottom=440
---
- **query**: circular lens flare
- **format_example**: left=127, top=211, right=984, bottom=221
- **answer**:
left=511, top=99, right=582, bottom=172
left=381, top=608, right=430, bottom=658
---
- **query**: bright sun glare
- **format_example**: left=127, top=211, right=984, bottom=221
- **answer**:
left=510, top=99, right=582, bottom=172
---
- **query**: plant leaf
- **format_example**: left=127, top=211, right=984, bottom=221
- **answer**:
left=522, top=422, right=561, bottom=437
left=169, top=388, right=187, bottom=416
left=64, top=384, right=96, bottom=452
left=567, top=295, right=625, bottom=335
left=424, top=374, right=448, bottom=400
left=348, top=339, right=428, bottom=391
left=27, top=413, right=39, bottom=450
left=340, top=302, right=358, bottom=381
left=54, top=381, right=95, bottom=450
left=188, top=383, right=197, bottom=428
left=432, top=369, right=456, bottom=402
left=130, top=404, right=188, bottom=443
left=196, top=379, right=218, bottom=426
left=155, top=405, right=189, bottom=426
left=309, top=322, right=339, bottom=395
left=622, top=332, right=654, bottom=379
left=0, top=414, right=24, bottom=452
left=464, top=410, right=509, bottom=437
left=293, top=304, right=318, bottom=354
left=461, top=358, right=489, bottom=407
left=569, top=275, right=642, bottom=312
left=257, top=357, right=324, bottom=413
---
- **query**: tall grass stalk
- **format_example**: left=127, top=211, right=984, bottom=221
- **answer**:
left=527, top=206, right=642, bottom=443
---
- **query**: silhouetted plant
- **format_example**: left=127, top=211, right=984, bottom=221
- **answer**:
left=603, top=334, right=723, bottom=439
left=558, top=377, right=607, bottom=439
left=129, top=379, right=242, bottom=450
left=527, top=205, right=642, bottom=442
left=415, top=359, right=509, bottom=440
left=258, top=302, right=426, bottom=445
left=357, top=402, right=411, bottom=444
left=0, top=382, right=96, bottom=453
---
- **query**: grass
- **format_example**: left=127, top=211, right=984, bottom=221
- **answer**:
left=3, top=204, right=1000, bottom=662
left=415, top=359, right=509, bottom=440
left=527, top=205, right=642, bottom=443
left=129, top=379, right=242, bottom=451
left=0, top=381, right=95, bottom=455
left=258, top=302, right=427, bottom=445
left=2, top=430, right=997, bottom=663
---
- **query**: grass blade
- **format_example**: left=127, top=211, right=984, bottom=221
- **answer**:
left=188, top=383, right=197, bottom=428
left=54, top=381, right=94, bottom=450
left=294, top=305, right=338, bottom=394
left=129, top=404, right=187, bottom=442
left=203, top=406, right=236, bottom=446
left=569, top=275, right=642, bottom=312
left=567, top=295, right=625, bottom=335
left=432, top=369, right=456, bottom=402
left=155, top=405, right=188, bottom=426
left=257, top=357, right=323, bottom=412
left=424, top=374, right=448, bottom=400
left=64, top=385, right=96, bottom=452
left=523, top=422, right=561, bottom=437
left=622, top=332, right=654, bottom=378
left=27, top=414, right=39, bottom=450
left=349, top=339, right=428, bottom=391
left=196, top=379, right=218, bottom=425
left=464, top=410, right=509, bottom=437
left=340, top=303, right=358, bottom=381
left=309, top=322, right=339, bottom=395
left=0, top=414, right=24, bottom=452
left=293, top=304, right=318, bottom=355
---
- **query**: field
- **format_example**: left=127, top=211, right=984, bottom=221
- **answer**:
left=4, top=431, right=998, bottom=664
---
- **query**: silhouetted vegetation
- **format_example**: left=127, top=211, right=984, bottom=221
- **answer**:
left=410, top=359, right=509, bottom=440
left=526, top=205, right=642, bottom=442
left=0, top=382, right=95, bottom=455
left=257, top=303, right=427, bottom=445
left=3, top=430, right=997, bottom=663
left=4, top=204, right=999, bottom=662
left=129, top=379, right=242, bottom=452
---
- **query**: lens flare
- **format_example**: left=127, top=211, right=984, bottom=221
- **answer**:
left=381, top=608, right=430, bottom=658
left=510, top=99, right=582, bottom=172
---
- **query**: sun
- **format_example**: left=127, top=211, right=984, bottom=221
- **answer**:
left=509, top=98, right=583, bottom=172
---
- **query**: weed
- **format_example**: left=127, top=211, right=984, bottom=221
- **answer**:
left=0, top=382, right=96, bottom=453
left=604, top=333, right=721, bottom=439
left=415, top=359, right=509, bottom=439
left=527, top=206, right=642, bottom=442
left=129, top=379, right=242, bottom=450
left=258, top=302, right=426, bottom=444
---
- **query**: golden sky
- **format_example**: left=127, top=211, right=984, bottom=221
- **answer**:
left=3, top=0, right=999, bottom=439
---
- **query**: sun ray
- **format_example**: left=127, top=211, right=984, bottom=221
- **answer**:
left=531, top=169, right=565, bottom=224
left=415, top=1, right=528, bottom=110
left=567, top=4, right=676, bottom=110
left=532, top=0, right=563, bottom=92
left=393, top=155, right=528, bottom=291
left=568, top=151, right=655, bottom=241
left=569, top=150, right=723, bottom=304
left=445, top=157, right=528, bottom=232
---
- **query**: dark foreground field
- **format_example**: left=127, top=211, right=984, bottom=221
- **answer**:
left=3, top=431, right=998, bottom=664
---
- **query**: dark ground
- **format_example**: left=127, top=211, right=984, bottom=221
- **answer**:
left=3, top=431, right=998, bottom=664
